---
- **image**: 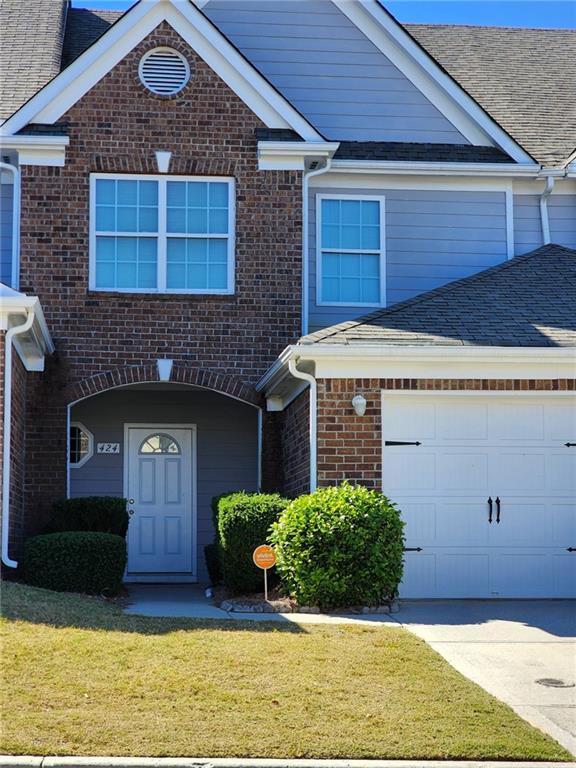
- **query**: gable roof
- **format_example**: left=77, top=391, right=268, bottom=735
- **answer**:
left=407, top=24, right=576, bottom=168
left=0, top=2, right=573, bottom=166
left=301, top=244, right=576, bottom=348
left=0, top=0, right=68, bottom=121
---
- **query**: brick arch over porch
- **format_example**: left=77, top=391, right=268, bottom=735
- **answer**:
left=65, top=363, right=262, bottom=407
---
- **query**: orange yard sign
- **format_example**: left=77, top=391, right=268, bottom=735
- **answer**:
left=253, top=545, right=276, bottom=570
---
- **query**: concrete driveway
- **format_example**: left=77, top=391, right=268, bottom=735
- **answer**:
left=395, top=600, right=576, bottom=756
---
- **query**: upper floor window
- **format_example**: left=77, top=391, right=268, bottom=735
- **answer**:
left=317, top=195, right=385, bottom=306
left=90, top=174, right=235, bottom=294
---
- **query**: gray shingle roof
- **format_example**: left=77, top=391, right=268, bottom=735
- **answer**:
left=407, top=24, right=576, bottom=167
left=61, top=8, right=128, bottom=70
left=0, top=0, right=68, bottom=120
left=301, top=244, right=576, bottom=348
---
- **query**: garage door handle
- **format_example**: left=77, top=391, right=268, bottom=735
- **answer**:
left=495, top=496, right=501, bottom=524
left=487, top=496, right=493, bottom=523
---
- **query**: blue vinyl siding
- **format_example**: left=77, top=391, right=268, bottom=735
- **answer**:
left=204, top=0, right=468, bottom=144
left=70, top=388, right=259, bottom=582
left=309, top=187, right=508, bottom=331
left=549, top=195, right=576, bottom=250
left=514, top=193, right=576, bottom=256
left=0, top=180, right=13, bottom=285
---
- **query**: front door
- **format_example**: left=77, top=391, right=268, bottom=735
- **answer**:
left=126, top=425, right=195, bottom=579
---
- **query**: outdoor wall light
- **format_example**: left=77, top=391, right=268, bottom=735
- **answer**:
left=352, top=394, right=367, bottom=416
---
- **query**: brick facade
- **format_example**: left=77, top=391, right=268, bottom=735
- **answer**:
left=16, top=22, right=304, bottom=531
left=317, top=378, right=576, bottom=489
left=279, top=390, right=310, bottom=498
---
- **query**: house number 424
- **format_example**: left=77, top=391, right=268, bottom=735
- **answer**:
left=97, top=443, right=120, bottom=454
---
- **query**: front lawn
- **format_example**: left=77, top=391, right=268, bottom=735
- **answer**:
left=1, top=581, right=570, bottom=760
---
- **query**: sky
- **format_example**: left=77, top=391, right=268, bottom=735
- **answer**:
left=70, top=0, right=576, bottom=29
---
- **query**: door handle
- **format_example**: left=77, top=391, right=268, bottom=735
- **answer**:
left=487, top=496, right=493, bottom=523
left=495, top=496, right=501, bottom=524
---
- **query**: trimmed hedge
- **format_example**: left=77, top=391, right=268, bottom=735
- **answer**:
left=47, top=497, right=129, bottom=538
left=22, top=532, right=127, bottom=596
left=270, top=483, right=405, bottom=609
left=216, top=491, right=289, bottom=594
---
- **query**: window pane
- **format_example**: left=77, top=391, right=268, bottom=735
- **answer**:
left=208, top=208, right=228, bottom=234
left=140, top=433, right=180, bottom=454
left=188, top=264, right=208, bottom=289
left=321, top=198, right=380, bottom=252
left=117, top=206, right=137, bottom=232
left=139, top=206, right=158, bottom=232
left=96, top=206, right=115, bottom=231
left=117, top=180, right=138, bottom=205
left=322, top=223, right=340, bottom=249
left=187, top=208, right=207, bottom=233
left=208, top=263, right=227, bottom=289
left=187, top=182, right=208, bottom=207
left=321, top=252, right=380, bottom=304
left=69, top=425, right=91, bottom=465
left=167, top=238, right=186, bottom=262
left=322, top=199, right=340, bottom=225
left=341, top=224, right=361, bottom=250
left=96, top=179, right=115, bottom=205
left=361, top=201, right=379, bottom=226
left=167, top=238, right=228, bottom=290
left=167, top=208, right=186, bottom=233
left=209, top=182, right=229, bottom=207
left=208, top=239, right=227, bottom=264
left=140, top=181, right=158, bottom=206
left=95, top=236, right=157, bottom=290
left=167, top=181, right=186, bottom=206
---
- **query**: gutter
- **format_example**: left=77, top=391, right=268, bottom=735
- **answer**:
left=302, top=158, right=332, bottom=336
left=329, top=159, right=542, bottom=177
left=288, top=358, right=317, bottom=492
left=2, top=308, right=35, bottom=569
left=0, top=162, right=20, bottom=290
left=539, top=176, right=555, bottom=245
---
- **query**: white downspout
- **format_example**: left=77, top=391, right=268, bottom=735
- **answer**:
left=302, top=158, right=332, bottom=336
left=2, top=308, right=35, bottom=568
left=539, top=176, right=555, bottom=245
left=288, top=357, right=317, bottom=492
left=0, top=161, right=21, bottom=290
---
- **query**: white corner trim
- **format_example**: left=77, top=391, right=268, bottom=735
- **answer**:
left=0, top=1, right=322, bottom=141
left=155, top=151, right=172, bottom=173
left=0, top=135, right=69, bottom=166
left=331, top=0, right=534, bottom=164
left=258, top=142, right=339, bottom=171
left=68, top=422, right=94, bottom=469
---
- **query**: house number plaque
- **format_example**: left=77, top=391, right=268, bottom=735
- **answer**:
left=97, top=443, right=120, bottom=454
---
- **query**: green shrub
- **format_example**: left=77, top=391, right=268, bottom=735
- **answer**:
left=22, top=532, right=127, bottom=596
left=216, top=491, right=289, bottom=594
left=47, top=497, right=129, bottom=538
left=204, top=542, right=222, bottom=586
left=270, top=483, right=404, bottom=609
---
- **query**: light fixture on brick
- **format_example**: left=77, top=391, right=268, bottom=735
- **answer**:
left=351, top=394, right=367, bottom=416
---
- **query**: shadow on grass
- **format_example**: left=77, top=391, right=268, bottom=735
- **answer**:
left=0, top=580, right=306, bottom=635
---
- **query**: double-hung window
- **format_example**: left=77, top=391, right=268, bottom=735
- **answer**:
left=90, top=174, right=235, bottom=293
left=317, top=195, right=385, bottom=306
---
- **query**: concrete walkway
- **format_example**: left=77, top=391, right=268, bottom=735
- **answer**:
left=123, top=585, right=398, bottom=625
left=394, top=600, right=576, bottom=757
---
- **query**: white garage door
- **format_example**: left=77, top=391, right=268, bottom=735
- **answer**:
left=381, top=394, right=576, bottom=598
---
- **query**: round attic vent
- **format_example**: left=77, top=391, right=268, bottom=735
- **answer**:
left=139, top=48, right=190, bottom=95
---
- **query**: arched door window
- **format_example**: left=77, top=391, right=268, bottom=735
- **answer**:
left=138, top=433, right=181, bottom=455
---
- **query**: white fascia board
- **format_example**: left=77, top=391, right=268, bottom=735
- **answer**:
left=257, top=344, right=576, bottom=405
left=0, top=0, right=323, bottom=142
left=332, top=0, right=534, bottom=165
left=0, top=136, right=69, bottom=166
left=258, top=141, right=340, bottom=170
left=329, top=159, right=541, bottom=178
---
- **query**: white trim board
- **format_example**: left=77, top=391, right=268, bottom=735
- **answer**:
left=333, top=0, right=533, bottom=164
left=0, top=0, right=323, bottom=141
left=123, top=422, right=198, bottom=582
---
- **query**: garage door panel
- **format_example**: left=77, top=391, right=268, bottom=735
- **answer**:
left=490, top=452, right=546, bottom=493
left=400, top=500, right=490, bottom=546
left=384, top=453, right=436, bottom=491
left=490, top=553, right=553, bottom=598
left=383, top=402, right=437, bottom=441
left=488, top=404, right=545, bottom=442
left=546, top=404, right=576, bottom=441
left=438, top=453, right=488, bottom=490
left=550, top=453, right=576, bottom=492
left=553, top=555, right=576, bottom=598
left=399, top=553, right=436, bottom=598
left=398, top=502, right=436, bottom=544
left=437, top=404, right=487, bottom=440
left=437, top=554, right=489, bottom=598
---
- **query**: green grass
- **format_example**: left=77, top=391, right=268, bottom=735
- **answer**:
left=1, top=581, right=571, bottom=760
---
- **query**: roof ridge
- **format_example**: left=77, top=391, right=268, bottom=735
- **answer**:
left=405, top=22, right=576, bottom=32
left=301, top=244, right=575, bottom=345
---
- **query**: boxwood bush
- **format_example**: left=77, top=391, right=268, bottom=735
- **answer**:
left=22, top=531, right=127, bottom=595
left=216, top=491, right=289, bottom=594
left=47, top=497, right=129, bottom=538
left=270, top=483, right=404, bottom=609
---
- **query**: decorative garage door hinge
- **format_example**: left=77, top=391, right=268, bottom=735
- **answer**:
left=404, top=547, right=423, bottom=552
left=565, top=442, right=576, bottom=447
left=385, top=441, right=422, bottom=446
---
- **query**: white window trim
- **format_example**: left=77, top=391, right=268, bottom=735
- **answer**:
left=316, top=193, right=386, bottom=308
left=69, top=422, right=94, bottom=469
left=89, top=173, right=236, bottom=295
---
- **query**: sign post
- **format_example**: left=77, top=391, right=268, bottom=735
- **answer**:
left=252, top=545, right=276, bottom=601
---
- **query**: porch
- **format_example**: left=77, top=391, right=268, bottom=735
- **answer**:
left=69, top=383, right=260, bottom=584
